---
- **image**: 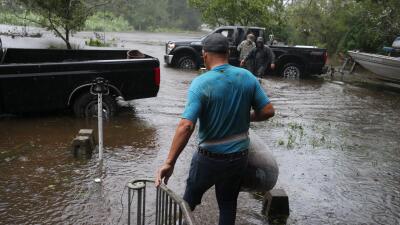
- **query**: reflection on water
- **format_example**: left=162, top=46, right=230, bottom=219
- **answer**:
left=1, top=31, right=400, bottom=225
left=0, top=113, right=158, bottom=224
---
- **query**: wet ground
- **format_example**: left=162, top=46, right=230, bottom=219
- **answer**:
left=1, top=27, right=400, bottom=225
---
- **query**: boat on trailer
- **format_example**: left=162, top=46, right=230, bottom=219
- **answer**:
left=347, top=37, right=400, bottom=83
left=348, top=51, right=400, bottom=83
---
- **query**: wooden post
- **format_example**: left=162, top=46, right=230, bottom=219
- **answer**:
left=71, top=129, right=95, bottom=159
left=78, top=129, right=96, bottom=148
left=262, top=189, right=290, bottom=222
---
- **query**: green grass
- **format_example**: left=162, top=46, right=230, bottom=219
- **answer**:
left=0, top=11, right=40, bottom=27
left=85, top=12, right=131, bottom=32
left=85, top=38, right=110, bottom=47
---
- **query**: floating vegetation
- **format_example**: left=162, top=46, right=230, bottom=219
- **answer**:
left=286, top=133, right=296, bottom=149
left=277, top=121, right=305, bottom=149
left=275, top=121, right=337, bottom=150
left=288, top=122, right=304, bottom=138
left=268, top=118, right=286, bottom=128
left=310, top=135, right=326, bottom=148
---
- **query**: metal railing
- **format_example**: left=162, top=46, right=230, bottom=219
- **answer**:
left=127, top=178, right=197, bottom=225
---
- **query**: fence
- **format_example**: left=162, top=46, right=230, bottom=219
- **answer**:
left=127, top=178, right=197, bottom=225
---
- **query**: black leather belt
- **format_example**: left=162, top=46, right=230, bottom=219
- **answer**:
left=198, top=147, right=248, bottom=159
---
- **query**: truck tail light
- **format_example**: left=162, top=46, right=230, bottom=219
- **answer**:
left=324, top=52, right=328, bottom=64
left=154, top=67, right=160, bottom=86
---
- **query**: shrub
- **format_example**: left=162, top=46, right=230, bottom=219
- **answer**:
left=85, top=12, right=131, bottom=32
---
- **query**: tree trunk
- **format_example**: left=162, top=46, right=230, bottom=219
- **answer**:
left=65, top=28, right=72, bottom=49
left=66, top=41, right=72, bottom=50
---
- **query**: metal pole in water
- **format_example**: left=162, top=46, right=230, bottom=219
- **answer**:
left=98, top=91, right=103, bottom=162
left=91, top=77, right=109, bottom=183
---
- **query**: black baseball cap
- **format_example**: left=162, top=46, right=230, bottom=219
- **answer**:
left=202, top=33, right=229, bottom=53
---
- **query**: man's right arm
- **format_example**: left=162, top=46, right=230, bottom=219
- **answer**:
left=237, top=41, right=243, bottom=51
left=155, top=87, right=202, bottom=187
left=241, top=48, right=254, bottom=66
left=155, top=118, right=195, bottom=187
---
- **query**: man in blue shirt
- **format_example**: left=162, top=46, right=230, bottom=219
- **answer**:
left=156, top=33, right=275, bottom=225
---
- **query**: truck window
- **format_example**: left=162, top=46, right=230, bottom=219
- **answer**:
left=237, top=28, right=245, bottom=43
left=216, top=29, right=235, bottom=43
left=248, top=29, right=260, bottom=38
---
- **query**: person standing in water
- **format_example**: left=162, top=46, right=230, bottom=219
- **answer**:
left=240, top=37, right=275, bottom=77
left=237, top=33, right=256, bottom=70
left=156, top=33, right=275, bottom=225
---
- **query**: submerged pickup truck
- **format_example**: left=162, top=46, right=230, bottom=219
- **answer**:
left=0, top=44, right=160, bottom=117
left=164, top=26, right=328, bottom=77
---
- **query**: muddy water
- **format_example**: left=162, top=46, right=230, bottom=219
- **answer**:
left=1, top=30, right=400, bottom=225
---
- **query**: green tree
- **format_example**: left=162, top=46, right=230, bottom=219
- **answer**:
left=167, top=0, right=201, bottom=30
left=10, top=0, right=106, bottom=49
left=189, top=0, right=269, bottom=26
left=188, top=0, right=286, bottom=38
left=107, top=0, right=168, bottom=31
left=107, top=0, right=201, bottom=31
left=352, top=0, right=400, bottom=52
left=285, top=0, right=400, bottom=54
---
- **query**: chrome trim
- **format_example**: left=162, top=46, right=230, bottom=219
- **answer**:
left=0, top=48, right=7, bottom=64
left=164, top=54, right=174, bottom=64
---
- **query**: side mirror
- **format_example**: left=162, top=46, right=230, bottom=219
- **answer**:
left=269, top=34, right=275, bottom=46
left=392, top=37, right=400, bottom=49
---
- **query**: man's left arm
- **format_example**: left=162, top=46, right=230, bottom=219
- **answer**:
left=266, top=46, right=276, bottom=70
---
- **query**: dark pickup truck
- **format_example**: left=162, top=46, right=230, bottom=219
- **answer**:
left=0, top=45, right=160, bottom=117
left=164, top=26, right=328, bottom=77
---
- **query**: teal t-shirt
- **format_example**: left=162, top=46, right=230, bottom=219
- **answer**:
left=182, top=64, right=270, bottom=153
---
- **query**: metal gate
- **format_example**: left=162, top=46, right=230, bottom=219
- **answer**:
left=127, top=178, right=197, bottom=225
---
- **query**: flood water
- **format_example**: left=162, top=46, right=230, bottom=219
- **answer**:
left=1, top=29, right=400, bottom=225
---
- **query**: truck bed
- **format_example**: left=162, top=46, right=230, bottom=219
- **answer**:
left=0, top=48, right=160, bottom=116
left=1, top=48, right=150, bottom=64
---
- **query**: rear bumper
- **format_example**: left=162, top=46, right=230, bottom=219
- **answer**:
left=307, top=63, right=329, bottom=75
left=164, top=54, right=173, bottom=65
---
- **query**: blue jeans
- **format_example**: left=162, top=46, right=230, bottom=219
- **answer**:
left=183, top=151, right=249, bottom=225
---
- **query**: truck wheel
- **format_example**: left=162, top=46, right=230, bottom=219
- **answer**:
left=176, top=55, right=197, bottom=69
left=73, top=92, right=117, bottom=118
left=282, top=63, right=302, bottom=79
